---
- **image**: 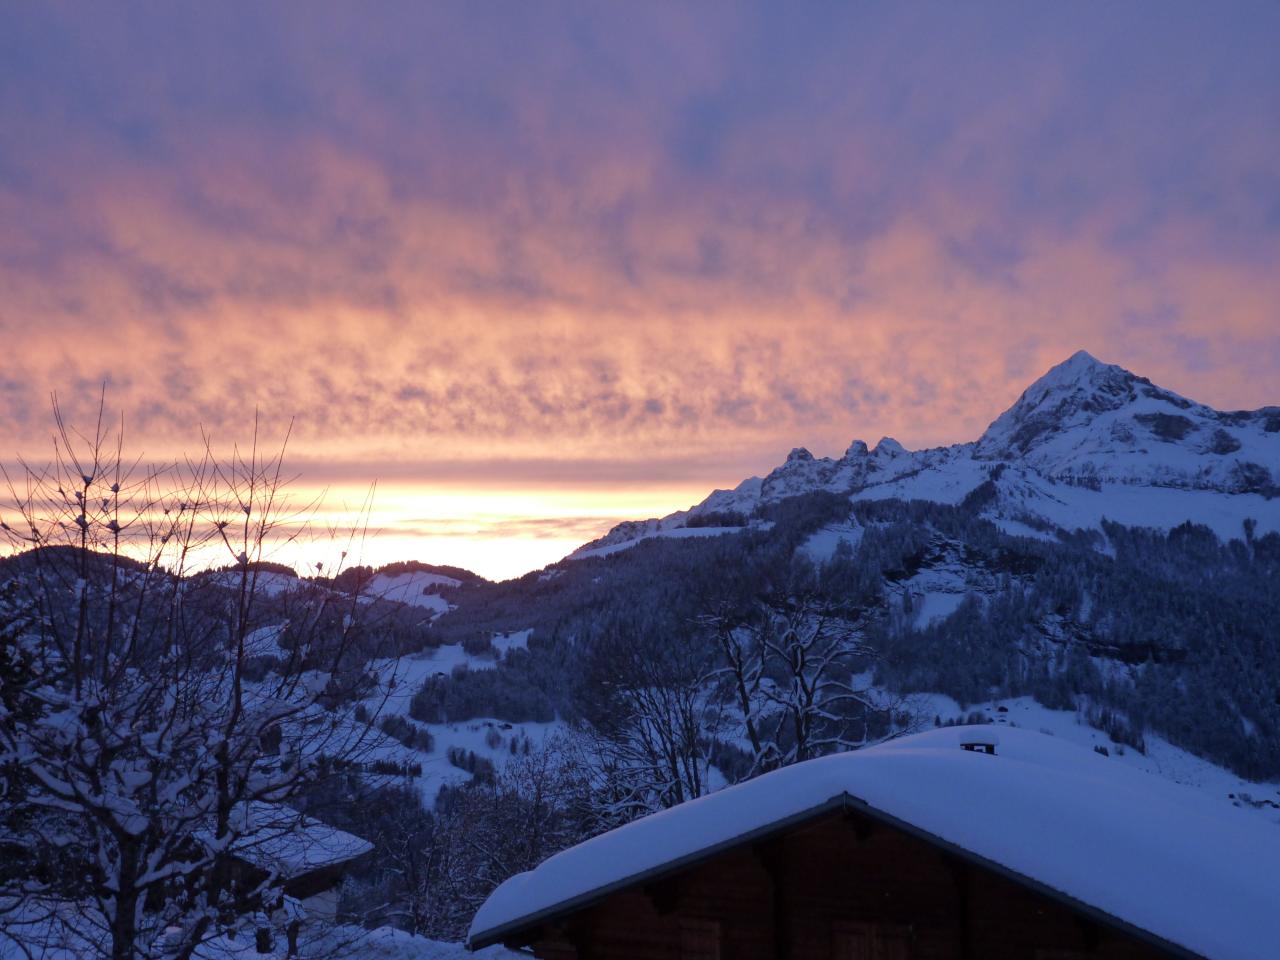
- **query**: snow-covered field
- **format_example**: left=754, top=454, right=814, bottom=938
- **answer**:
left=799, top=521, right=864, bottom=562
left=364, top=571, right=460, bottom=614
left=365, top=631, right=532, bottom=719
left=911, top=693, right=1280, bottom=826
left=410, top=718, right=566, bottom=800
left=360, top=631, right=567, bottom=805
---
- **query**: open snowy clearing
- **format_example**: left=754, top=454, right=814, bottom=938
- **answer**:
left=913, top=693, right=1280, bottom=825
left=799, top=521, right=864, bottom=562
left=364, top=571, right=459, bottom=614
left=365, top=632, right=532, bottom=719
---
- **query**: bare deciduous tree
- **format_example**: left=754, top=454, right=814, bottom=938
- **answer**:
left=0, top=396, right=383, bottom=960
left=700, top=561, right=925, bottom=777
left=577, top=622, right=720, bottom=819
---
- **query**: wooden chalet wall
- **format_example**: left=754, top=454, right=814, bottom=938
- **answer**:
left=515, top=812, right=1173, bottom=960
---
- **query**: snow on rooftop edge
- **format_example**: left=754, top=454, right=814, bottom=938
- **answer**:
left=468, top=726, right=1280, bottom=959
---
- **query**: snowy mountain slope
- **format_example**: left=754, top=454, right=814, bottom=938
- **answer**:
left=365, top=570, right=461, bottom=615
left=973, top=350, right=1279, bottom=490
left=919, top=695, right=1280, bottom=825
left=569, top=522, right=753, bottom=559
left=356, top=631, right=568, bottom=806
left=855, top=460, right=1280, bottom=541
left=365, top=632, right=532, bottom=720
left=576, top=351, right=1279, bottom=556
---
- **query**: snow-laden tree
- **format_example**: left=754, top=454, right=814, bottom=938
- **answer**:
left=701, top=559, right=923, bottom=777
left=0, top=398, right=382, bottom=960
left=578, top=620, right=721, bottom=818
left=326, top=736, right=598, bottom=943
left=433, top=736, right=597, bottom=936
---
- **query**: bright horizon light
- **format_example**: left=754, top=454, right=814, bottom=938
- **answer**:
left=266, top=481, right=714, bottom=581
left=0, top=474, right=714, bottom=583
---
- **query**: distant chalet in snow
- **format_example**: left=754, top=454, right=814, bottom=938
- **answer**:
left=468, top=727, right=1280, bottom=960
left=224, top=803, right=373, bottom=921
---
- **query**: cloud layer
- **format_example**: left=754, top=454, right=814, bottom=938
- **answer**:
left=2, top=3, right=1278, bottom=574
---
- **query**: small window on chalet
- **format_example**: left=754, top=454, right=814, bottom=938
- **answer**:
left=679, top=918, right=721, bottom=960
left=832, top=922, right=911, bottom=960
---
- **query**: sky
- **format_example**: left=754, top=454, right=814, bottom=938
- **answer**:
left=2, top=2, right=1278, bottom=579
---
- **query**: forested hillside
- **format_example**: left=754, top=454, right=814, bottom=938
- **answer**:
left=433, top=490, right=1280, bottom=781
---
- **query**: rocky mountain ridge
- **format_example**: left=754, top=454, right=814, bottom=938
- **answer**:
left=575, top=351, right=1280, bottom=557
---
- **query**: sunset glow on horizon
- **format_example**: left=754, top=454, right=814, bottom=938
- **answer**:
left=276, top=481, right=722, bottom=581
left=3, top=3, right=1278, bottom=580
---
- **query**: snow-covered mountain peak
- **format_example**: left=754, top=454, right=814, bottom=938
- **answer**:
left=843, top=440, right=869, bottom=460
left=572, top=351, right=1279, bottom=560
left=975, top=352, right=1143, bottom=460
left=1039, top=348, right=1108, bottom=384
left=973, top=353, right=1276, bottom=493
left=872, top=437, right=907, bottom=458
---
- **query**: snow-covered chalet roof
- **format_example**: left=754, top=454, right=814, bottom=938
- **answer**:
left=469, top=726, right=1280, bottom=958
left=224, top=802, right=373, bottom=879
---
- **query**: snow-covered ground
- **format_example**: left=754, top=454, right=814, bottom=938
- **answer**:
left=367, top=648, right=490, bottom=719
left=910, top=693, right=1280, bottom=826
left=0, top=911, right=524, bottom=960
left=799, top=521, right=864, bottom=562
left=852, top=452, right=989, bottom=506
left=411, top=718, right=567, bottom=799
left=490, top=629, right=530, bottom=656
left=364, top=571, right=459, bottom=614
left=998, top=473, right=1278, bottom=540
left=365, top=632, right=530, bottom=719
left=299, top=928, right=521, bottom=960
left=359, top=631, right=569, bottom=806
left=909, top=590, right=966, bottom=628
left=884, top=542, right=978, bottom=629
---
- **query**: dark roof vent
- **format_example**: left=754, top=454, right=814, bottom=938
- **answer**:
left=961, top=740, right=997, bottom=756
